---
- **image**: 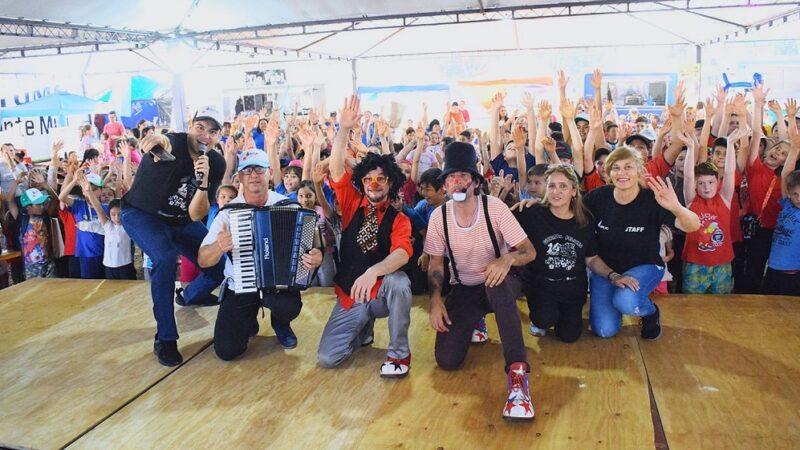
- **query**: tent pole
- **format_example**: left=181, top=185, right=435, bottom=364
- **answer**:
left=351, top=59, right=357, bottom=94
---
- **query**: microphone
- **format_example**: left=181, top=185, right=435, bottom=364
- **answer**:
left=196, top=142, right=207, bottom=185
left=452, top=187, right=468, bottom=202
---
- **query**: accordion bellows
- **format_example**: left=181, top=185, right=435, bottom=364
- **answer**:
left=228, top=204, right=319, bottom=293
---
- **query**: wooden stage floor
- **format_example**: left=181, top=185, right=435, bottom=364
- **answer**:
left=1, top=279, right=798, bottom=449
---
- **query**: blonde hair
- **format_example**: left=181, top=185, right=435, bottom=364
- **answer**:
left=604, top=146, right=646, bottom=187
left=540, top=164, right=592, bottom=227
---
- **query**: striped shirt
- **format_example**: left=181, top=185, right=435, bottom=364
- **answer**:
left=424, top=195, right=528, bottom=286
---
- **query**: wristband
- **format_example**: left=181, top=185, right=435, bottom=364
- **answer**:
left=607, top=271, right=617, bottom=280
left=197, top=185, right=208, bottom=191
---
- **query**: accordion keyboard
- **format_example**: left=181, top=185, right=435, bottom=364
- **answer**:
left=229, top=209, right=258, bottom=293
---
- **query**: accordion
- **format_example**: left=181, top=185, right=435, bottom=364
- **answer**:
left=227, top=202, right=319, bottom=294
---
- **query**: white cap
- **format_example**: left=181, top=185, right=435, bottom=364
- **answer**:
left=194, top=105, right=224, bottom=130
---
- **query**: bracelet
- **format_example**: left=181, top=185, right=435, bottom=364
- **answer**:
left=607, top=271, right=618, bottom=280
left=197, top=185, right=208, bottom=191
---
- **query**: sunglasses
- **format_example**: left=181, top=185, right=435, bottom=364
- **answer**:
left=362, top=175, right=388, bottom=185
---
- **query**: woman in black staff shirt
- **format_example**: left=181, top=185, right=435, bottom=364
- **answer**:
left=514, top=165, right=635, bottom=343
left=584, top=146, right=700, bottom=340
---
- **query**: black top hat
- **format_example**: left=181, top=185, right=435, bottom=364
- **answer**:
left=439, top=142, right=483, bottom=183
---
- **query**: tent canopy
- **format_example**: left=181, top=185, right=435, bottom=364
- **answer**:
left=0, top=1, right=797, bottom=61
left=0, top=91, right=101, bottom=119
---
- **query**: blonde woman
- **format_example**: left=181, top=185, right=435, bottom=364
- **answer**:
left=513, top=164, right=626, bottom=343
left=583, top=146, right=700, bottom=340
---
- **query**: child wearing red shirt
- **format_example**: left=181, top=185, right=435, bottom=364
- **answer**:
left=681, top=129, right=740, bottom=294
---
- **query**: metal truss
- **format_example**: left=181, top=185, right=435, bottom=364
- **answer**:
left=181, top=0, right=800, bottom=41
left=705, top=5, right=800, bottom=43
left=0, top=16, right=345, bottom=60
left=0, top=17, right=160, bottom=43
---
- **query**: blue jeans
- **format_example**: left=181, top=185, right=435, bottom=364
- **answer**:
left=121, top=206, right=225, bottom=341
left=589, top=264, right=664, bottom=338
left=78, top=255, right=105, bottom=279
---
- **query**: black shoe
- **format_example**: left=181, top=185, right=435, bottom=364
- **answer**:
left=273, top=323, right=298, bottom=349
left=641, top=304, right=662, bottom=340
left=189, top=293, right=221, bottom=307
left=175, top=288, right=186, bottom=306
left=153, top=335, right=183, bottom=366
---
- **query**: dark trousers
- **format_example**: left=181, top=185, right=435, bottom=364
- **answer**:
left=121, top=206, right=225, bottom=341
left=105, top=263, right=137, bottom=280
left=668, top=232, right=685, bottom=293
left=763, top=268, right=800, bottom=296
left=434, top=273, right=527, bottom=372
left=525, top=279, right=585, bottom=343
left=214, top=288, right=302, bottom=361
left=741, top=226, right=773, bottom=294
left=79, top=255, right=105, bottom=279
left=732, top=241, right=747, bottom=293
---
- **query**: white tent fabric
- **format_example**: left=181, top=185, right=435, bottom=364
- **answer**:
left=0, top=1, right=797, bottom=61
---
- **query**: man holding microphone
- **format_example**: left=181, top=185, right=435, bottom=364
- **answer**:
left=121, top=106, right=227, bottom=366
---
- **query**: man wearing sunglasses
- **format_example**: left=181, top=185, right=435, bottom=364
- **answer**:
left=317, top=95, right=414, bottom=378
left=198, top=150, right=323, bottom=360
left=121, top=106, right=227, bottom=367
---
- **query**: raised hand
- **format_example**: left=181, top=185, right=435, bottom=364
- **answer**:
left=668, top=81, right=686, bottom=118
left=542, top=136, right=556, bottom=153
left=590, top=68, right=602, bottom=89
left=751, top=83, right=769, bottom=105
left=767, top=99, right=782, bottom=115
left=491, top=92, right=505, bottom=109
left=521, top=91, right=534, bottom=113
left=297, top=126, right=316, bottom=149
left=559, top=98, right=577, bottom=121
left=703, top=97, right=718, bottom=119
left=311, top=160, right=329, bottom=184
left=338, top=95, right=362, bottom=130
left=715, top=84, right=727, bottom=104
left=51, top=139, right=64, bottom=159
left=588, top=103, right=602, bottom=130
left=512, top=123, right=526, bottom=148
left=658, top=118, right=672, bottom=137
left=557, top=69, right=569, bottom=91
left=537, top=100, right=552, bottom=122
left=785, top=98, right=798, bottom=118
left=646, top=176, right=681, bottom=212
left=265, top=120, right=281, bottom=149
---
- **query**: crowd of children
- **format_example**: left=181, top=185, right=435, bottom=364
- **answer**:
left=1, top=70, right=798, bottom=304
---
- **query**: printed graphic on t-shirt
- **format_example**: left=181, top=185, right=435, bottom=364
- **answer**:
left=773, top=208, right=800, bottom=247
left=543, top=234, right=582, bottom=271
left=162, top=175, right=195, bottom=217
left=23, top=217, right=49, bottom=265
left=697, top=212, right=725, bottom=252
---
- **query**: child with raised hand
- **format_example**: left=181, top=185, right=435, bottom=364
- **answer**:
left=681, top=127, right=741, bottom=294
left=58, top=169, right=107, bottom=279
left=7, top=168, right=59, bottom=279
left=306, top=167, right=337, bottom=287
left=77, top=173, right=135, bottom=280
left=764, top=105, right=800, bottom=296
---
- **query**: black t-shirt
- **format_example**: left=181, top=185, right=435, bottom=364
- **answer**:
left=123, top=132, right=225, bottom=225
left=584, top=185, right=674, bottom=273
left=514, top=204, right=597, bottom=281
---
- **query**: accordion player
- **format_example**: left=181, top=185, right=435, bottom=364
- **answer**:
left=224, top=201, right=322, bottom=294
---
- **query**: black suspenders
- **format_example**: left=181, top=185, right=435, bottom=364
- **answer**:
left=441, top=195, right=501, bottom=285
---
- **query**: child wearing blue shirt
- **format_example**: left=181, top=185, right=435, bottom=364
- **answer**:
left=764, top=139, right=800, bottom=296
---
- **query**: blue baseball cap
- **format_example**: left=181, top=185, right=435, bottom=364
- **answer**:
left=237, top=149, right=271, bottom=172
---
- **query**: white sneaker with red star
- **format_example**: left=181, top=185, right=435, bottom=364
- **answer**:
left=502, top=362, right=535, bottom=421
left=471, top=317, right=489, bottom=344
left=379, top=355, right=410, bottom=378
